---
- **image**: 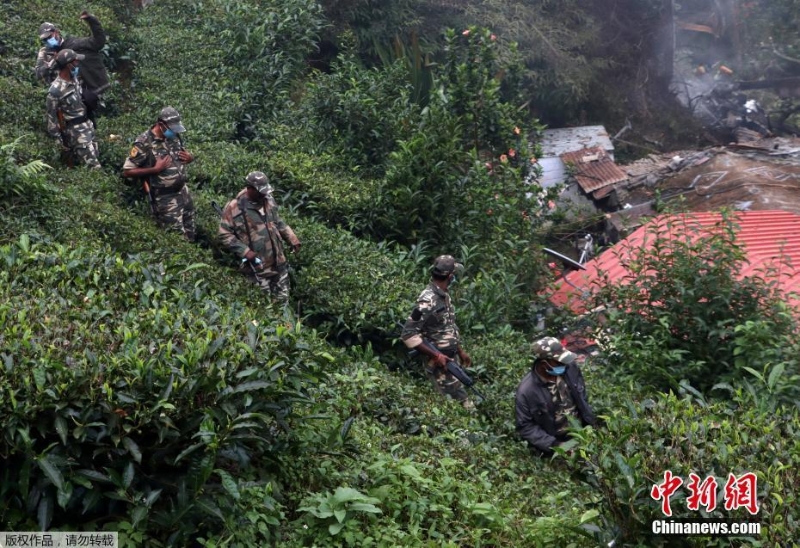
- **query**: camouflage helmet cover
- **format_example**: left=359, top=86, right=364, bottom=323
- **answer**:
left=158, top=106, right=186, bottom=133
left=39, top=22, right=59, bottom=39
left=531, top=336, right=577, bottom=365
left=54, top=49, right=85, bottom=67
left=245, top=171, right=273, bottom=196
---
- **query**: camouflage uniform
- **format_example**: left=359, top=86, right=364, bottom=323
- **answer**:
left=218, top=177, right=300, bottom=304
left=46, top=73, right=100, bottom=169
left=515, top=336, right=596, bottom=457
left=35, top=16, right=109, bottom=123
left=547, top=378, right=578, bottom=437
left=122, top=128, right=195, bottom=241
left=401, top=281, right=470, bottom=405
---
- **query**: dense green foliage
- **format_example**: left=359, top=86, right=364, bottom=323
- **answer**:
left=595, top=213, right=800, bottom=398
left=1, top=0, right=799, bottom=546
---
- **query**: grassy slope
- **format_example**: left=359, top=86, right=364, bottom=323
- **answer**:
left=0, top=1, right=625, bottom=546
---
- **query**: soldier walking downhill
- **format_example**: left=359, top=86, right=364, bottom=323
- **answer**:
left=401, top=255, right=475, bottom=410
left=122, top=107, right=196, bottom=242
left=35, top=11, right=110, bottom=124
left=45, top=49, right=101, bottom=169
left=218, top=172, right=301, bottom=305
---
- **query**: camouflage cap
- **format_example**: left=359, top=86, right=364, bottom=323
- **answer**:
left=39, top=22, right=59, bottom=39
left=158, top=106, right=186, bottom=133
left=432, top=255, right=463, bottom=277
left=55, top=49, right=85, bottom=68
left=531, top=336, right=577, bottom=365
left=245, top=171, right=273, bottom=196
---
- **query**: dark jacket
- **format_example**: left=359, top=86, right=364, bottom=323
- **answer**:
left=35, top=16, right=109, bottom=94
left=515, top=363, right=596, bottom=457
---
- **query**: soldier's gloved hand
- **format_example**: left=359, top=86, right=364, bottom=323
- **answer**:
left=291, top=243, right=301, bottom=254
left=79, top=10, right=92, bottom=21
left=177, top=150, right=194, bottom=164
left=253, top=257, right=263, bottom=267
left=244, top=250, right=257, bottom=262
left=457, top=348, right=472, bottom=368
left=432, top=353, right=448, bottom=369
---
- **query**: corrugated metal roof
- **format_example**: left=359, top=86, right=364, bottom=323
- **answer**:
left=540, top=126, right=614, bottom=159
left=548, top=210, right=800, bottom=316
left=560, top=147, right=628, bottom=194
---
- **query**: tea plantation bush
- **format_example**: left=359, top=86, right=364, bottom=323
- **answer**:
left=0, top=236, right=336, bottom=542
left=570, top=388, right=800, bottom=546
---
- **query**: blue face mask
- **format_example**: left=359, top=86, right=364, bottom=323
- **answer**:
left=46, top=37, right=60, bottom=49
left=163, top=128, right=176, bottom=140
left=546, top=365, right=567, bottom=376
left=70, top=66, right=80, bottom=78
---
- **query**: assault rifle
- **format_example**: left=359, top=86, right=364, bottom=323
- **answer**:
left=212, top=200, right=263, bottom=281
left=412, top=340, right=487, bottom=401
left=56, top=110, right=74, bottom=168
left=142, top=179, right=157, bottom=216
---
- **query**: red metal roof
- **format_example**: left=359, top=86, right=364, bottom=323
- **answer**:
left=548, top=210, right=800, bottom=316
left=559, top=147, right=628, bottom=194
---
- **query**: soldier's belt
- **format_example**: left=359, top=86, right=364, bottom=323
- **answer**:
left=151, top=182, right=185, bottom=197
left=65, top=115, right=89, bottom=127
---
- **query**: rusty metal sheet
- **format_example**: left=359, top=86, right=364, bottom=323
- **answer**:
left=560, top=147, right=628, bottom=194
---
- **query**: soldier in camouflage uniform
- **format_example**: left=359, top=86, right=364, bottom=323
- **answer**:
left=514, top=336, right=596, bottom=457
left=122, top=107, right=196, bottom=241
left=35, top=12, right=109, bottom=124
left=401, top=255, right=475, bottom=410
left=45, top=49, right=101, bottom=169
left=218, top=172, right=301, bottom=304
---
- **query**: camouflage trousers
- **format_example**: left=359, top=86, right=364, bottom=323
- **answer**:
left=153, top=185, right=196, bottom=242
left=243, top=263, right=290, bottom=304
left=65, top=121, right=101, bottom=169
left=425, top=356, right=473, bottom=409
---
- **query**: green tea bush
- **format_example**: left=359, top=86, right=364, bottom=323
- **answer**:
left=570, top=389, right=800, bottom=547
left=0, top=236, right=332, bottom=542
left=595, top=213, right=799, bottom=395
left=298, top=50, right=419, bottom=174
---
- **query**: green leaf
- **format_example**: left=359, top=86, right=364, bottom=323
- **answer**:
left=77, top=469, right=113, bottom=484
left=123, top=461, right=135, bottom=489
left=332, top=487, right=366, bottom=504
left=131, top=505, right=148, bottom=527
left=54, top=416, right=68, bottom=445
left=216, top=469, right=240, bottom=500
left=329, top=522, right=346, bottom=535
left=334, top=508, right=347, bottom=523
left=767, top=363, right=785, bottom=391
left=174, top=443, right=204, bottom=464
left=742, top=367, right=764, bottom=382
left=348, top=502, right=382, bottom=514
left=122, top=437, right=143, bottom=464
left=37, top=455, right=65, bottom=490
left=579, top=509, right=600, bottom=524
left=57, top=482, right=73, bottom=509
left=37, top=493, right=53, bottom=530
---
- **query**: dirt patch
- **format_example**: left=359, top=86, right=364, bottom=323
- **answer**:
left=659, top=151, right=800, bottom=214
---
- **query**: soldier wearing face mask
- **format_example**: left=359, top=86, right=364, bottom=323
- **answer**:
left=45, top=49, right=101, bottom=169
left=515, top=336, right=596, bottom=457
left=35, top=11, right=109, bottom=124
left=122, top=107, right=197, bottom=242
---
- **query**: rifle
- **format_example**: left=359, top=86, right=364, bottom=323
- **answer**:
left=212, top=200, right=263, bottom=281
left=412, top=340, right=487, bottom=401
left=56, top=110, right=74, bottom=168
left=142, top=179, right=157, bottom=216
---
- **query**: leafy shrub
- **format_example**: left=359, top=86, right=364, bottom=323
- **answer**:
left=595, top=213, right=799, bottom=394
left=0, top=135, right=49, bottom=201
left=0, top=236, right=332, bottom=542
left=569, top=389, right=800, bottom=547
left=299, top=48, right=419, bottom=175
